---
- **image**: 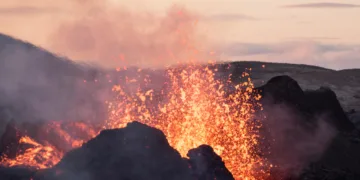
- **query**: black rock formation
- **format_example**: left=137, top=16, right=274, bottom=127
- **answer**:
left=304, top=87, right=354, bottom=132
left=34, top=121, right=192, bottom=180
left=187, top=145, right=234, bottom=180
left=31, top=121, right=234, bottom=180
left=256, top=75, right=360, bottom=179
left=255, top=75, right=306, bottom=106
left=255, top=75, right=355, bottom=132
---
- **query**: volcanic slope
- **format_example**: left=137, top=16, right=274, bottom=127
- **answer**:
left=0, top=33, right=111, bottom=136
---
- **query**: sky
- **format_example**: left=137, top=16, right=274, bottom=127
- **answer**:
left=0, top=0, right=359, bottom=69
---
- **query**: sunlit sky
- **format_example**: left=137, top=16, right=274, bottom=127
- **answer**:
left=0, top=0, right=359, bottom=69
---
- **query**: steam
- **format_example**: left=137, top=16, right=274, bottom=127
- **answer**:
left=49, top=1, right=212, bottom=68
left=0, top=39, right=111, bottom=127
left=260, top=102, right=337, bottom=176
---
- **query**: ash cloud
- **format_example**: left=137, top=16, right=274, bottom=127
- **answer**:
left=48, top=1, right=211, bottom=68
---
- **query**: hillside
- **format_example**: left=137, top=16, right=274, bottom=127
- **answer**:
left=0, top=33, right=110, bottom=132
left=0, top=33, right=359, bottom=118
left=223, top=61, right=360, bottom=111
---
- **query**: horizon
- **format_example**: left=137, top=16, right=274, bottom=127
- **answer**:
left=0, top=0, right=359, bottom=70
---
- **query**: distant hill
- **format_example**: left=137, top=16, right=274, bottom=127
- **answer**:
left=226, top=61, right=360, bottom=111
left=0, top=32, right=359, bottom=126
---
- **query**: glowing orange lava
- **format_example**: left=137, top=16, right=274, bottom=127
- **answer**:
left=0, top=65, right=270, bottom=179
left=106, top=65, right=269, bottom=179
left=0, top=121, right=98, bottom=169
left=0, top=5, right=270, bottom=178
left=0, top=136, right=63, bottom=169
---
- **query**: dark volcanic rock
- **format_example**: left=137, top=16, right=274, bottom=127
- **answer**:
left=256, top=75, right=306, bottom=106
left=304, top=87, right=355, bottom=132
left=0, top=121, right=235, bottom=180
left=34, top=121, right=193, bottom=180
left=256, top=75, right=360, bottom=179
left=187, top=145, right=234, bottom=180
left=256, top=75, right=355, bottom=132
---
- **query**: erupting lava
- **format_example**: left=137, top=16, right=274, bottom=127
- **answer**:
left=106, top=66, right=269, bottom=179
left=0, top=6, right=271, bottom=179
left=0, top=64, right=270, bottom=179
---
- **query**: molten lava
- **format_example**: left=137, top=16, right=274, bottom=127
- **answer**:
left=106, top=66, right=269, bottom=179
left=0, top=136, right=62, bottom=169
left=0, top=121, right=99, bottom=169
left=0, top=65, right=270, bottom=179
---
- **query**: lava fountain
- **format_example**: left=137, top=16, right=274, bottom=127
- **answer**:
left=0, top=4, right=270, bottom=179
left=105, top=65, right=269, bottom=179
left=0, top=64, right=270, bottom=179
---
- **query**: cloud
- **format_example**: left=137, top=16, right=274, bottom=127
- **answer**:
left=0, top=6, right=61, bottom=15
left=282, top=3, right=360, bottom=8
left=204, top=13, right=258, bottom=21
left=220, top=41, right=360, bottom=70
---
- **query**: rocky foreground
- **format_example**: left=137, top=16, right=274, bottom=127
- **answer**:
left=0, top=75, right=360, bottom=180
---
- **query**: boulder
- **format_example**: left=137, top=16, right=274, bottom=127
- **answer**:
left=255, top=75, right=355, bottom=132
left=34, top=121, right=192, bottom=180
left=187, top=145, right=234, bottom=180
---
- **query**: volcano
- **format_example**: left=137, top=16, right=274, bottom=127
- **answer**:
left=0, top=33, right=360, bottom=180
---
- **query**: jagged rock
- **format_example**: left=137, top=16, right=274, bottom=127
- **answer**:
left=187, top=145, right=234, bottom=180
left=304, top=87, right=355, bottom=132
left=255, top=75, right=306, bottom=106
left=34, top=121, right=193, bottom=180
left=1, top=121, right=235, bottom=180
left=255, top=75, right=360, bottom=179
left=256, top=75, right=355, bottom=132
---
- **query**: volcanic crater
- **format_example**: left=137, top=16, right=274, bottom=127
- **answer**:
left=0, top=33, right=360, bottom=180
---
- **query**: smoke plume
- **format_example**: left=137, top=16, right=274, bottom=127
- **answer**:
left=49, top=1, right=211, bottom=68
left=260, top=102, right=337, bottom=176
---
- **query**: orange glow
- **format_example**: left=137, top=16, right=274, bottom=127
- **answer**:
left=0, top=65, right=270, bottom=179
left=0, top=5, right=270, bottom=178
left=106, top=65, right=270, bottom=179
left=0, top=122, right=98, bottom=169
left=0, top=136, right=63, bottom=169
